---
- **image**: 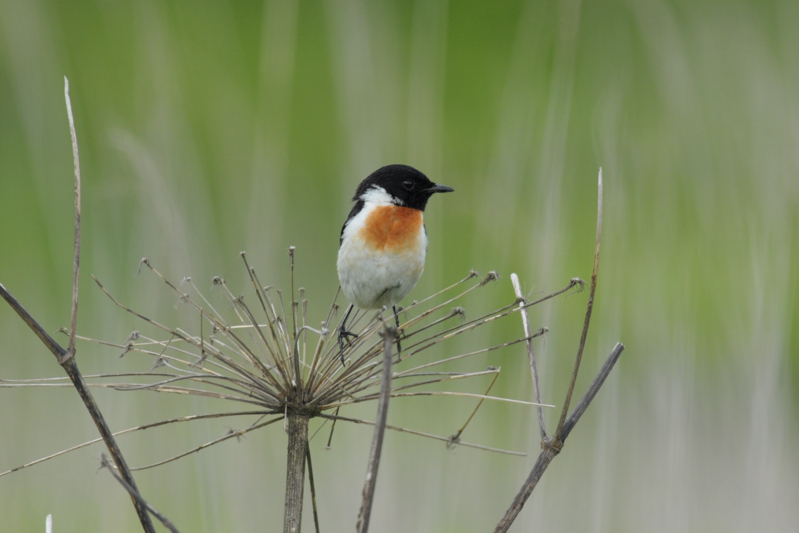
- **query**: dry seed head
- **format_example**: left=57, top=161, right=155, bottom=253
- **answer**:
left=75, top=249, right=570, bottom=463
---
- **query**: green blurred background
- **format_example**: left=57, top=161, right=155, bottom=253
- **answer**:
left=2, top=0, right=798, bottom=531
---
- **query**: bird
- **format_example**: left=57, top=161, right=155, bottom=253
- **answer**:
left=337, top=164, right=454, bottom=363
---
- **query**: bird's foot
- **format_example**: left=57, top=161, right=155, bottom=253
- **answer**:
left=338, top=325, right=358, bottom=365
left=395, top=328, right=405, bottom=361
left=392, top=305, right=405, bottom=362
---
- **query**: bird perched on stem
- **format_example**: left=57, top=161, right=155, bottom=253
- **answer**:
left=337, top=164, right=454, bottom=363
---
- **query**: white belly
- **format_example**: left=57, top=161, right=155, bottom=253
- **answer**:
left=337, top=234, right=426, bottom=309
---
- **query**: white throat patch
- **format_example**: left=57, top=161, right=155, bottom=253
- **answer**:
left=360, top=186, right=402, bottom=206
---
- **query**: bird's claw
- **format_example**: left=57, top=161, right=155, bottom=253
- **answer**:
left=338, top=325, right=358, bottom=365
left=395, top=328, right=404, bottom=361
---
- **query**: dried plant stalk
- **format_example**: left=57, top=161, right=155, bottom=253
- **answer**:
left=493, top=168, right=625, bottom=532
left=284, top=414, right=309, bottom=533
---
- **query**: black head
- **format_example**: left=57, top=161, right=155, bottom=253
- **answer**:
left=353, top=164, right=454, bottom=211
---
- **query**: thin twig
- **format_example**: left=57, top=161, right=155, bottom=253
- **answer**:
left=356, top=319, right=396, bottom=533
left=288, top=247, right=302, bottom=394
left=306, top=447, right=321, bottom=533
left=0, top=410, right=271, bottom=477
left=0, top=82, right=156, bottom=533
left=393, top=333, right=547, bottom=378
left=325, top=407, right=340, bottom=449
left=325, top=391, right=550, bottom=410
left=318, top=413, right=526, bottom=456
left=447, top=369, right=500, bottom=445
left=133, top=417, right=282, bottom=470
left=561, top=342, right=624, bottom=440
left=493, top=168, right=618, bottom=533
left=64, top=76, right=81, bottom=360
left=0, top=81, right=155, bottom=533
left=492, top=343, right=624, bottom=532
left=555, top=167, right=603, bottom=441
left=100, top=454, right=180, bottom=533
left=0, top=285, right=69, bottom=362
left=511, top=273, right=546, bottom=439
left=492, top=446, right=559, bottom=533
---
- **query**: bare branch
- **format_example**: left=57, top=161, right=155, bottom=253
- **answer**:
left=492, top=445, right=559, bottom=533
left=64, top=76, right=81, bottom=360
left=447, top=369, right=500, bottom=445
left=356, top=320, right=396, bottom=533
left=555, top=167, right=603, bottom=440
left=100, top=454, right=180, bottom=533
left=318, top=412, right=526, bottom=456
left=0, top=285, right=70, bottom=363
left=306, top=447, right=321, bottom=533
left=0, top=81, right=157, bottom=533
left=511, top=273, right=546, bottom=440
left=561, top=342, right=624, bottom=440
left=325, top=390, right=550, bottom=410
left=0, top=410, right=271, bottom=477
left=134, top=416, right=282, bottom=471
left=493, top=343, right=624, bottom=532
left=494, top=168, right=620, bottom=533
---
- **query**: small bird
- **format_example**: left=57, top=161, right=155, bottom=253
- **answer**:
left=337, top=164, right=454, bottom=362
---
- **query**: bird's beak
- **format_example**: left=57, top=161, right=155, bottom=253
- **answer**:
left=426, top=183, right=454, bottom=193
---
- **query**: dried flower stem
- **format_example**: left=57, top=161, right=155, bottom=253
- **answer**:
left=317, top=413, right=525, bottom=456
left=64, top=76, right=81, bottom=360
left=356, top=320, right=396, bottom=533
left=493, top=168, right=624, bottom=533
left=555, top=167, right=604, bottom=441
left=0, top=79, right=156, bottom=533
left=511, top=273, right=546, bottom=439
left=100, top=454, right=180, bottom=533
left=284, top=413, right=309, bottom=533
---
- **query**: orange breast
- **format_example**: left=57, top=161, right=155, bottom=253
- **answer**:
left=358, top=205, right=423, bottom=251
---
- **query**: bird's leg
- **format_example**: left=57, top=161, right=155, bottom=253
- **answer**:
left=338, top=304, right=358, bottom=365
left=392, top=305, right=404, bottom=361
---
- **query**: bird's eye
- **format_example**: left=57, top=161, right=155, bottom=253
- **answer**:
left=402, top=180, right=414, bottom=191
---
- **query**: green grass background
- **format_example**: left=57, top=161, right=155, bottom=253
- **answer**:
left=2, top=0, right=798, bottom=531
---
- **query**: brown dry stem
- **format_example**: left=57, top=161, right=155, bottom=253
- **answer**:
left=493, top=168, right=625, bottom=532
left=356, top=320, right=396, bottom=533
